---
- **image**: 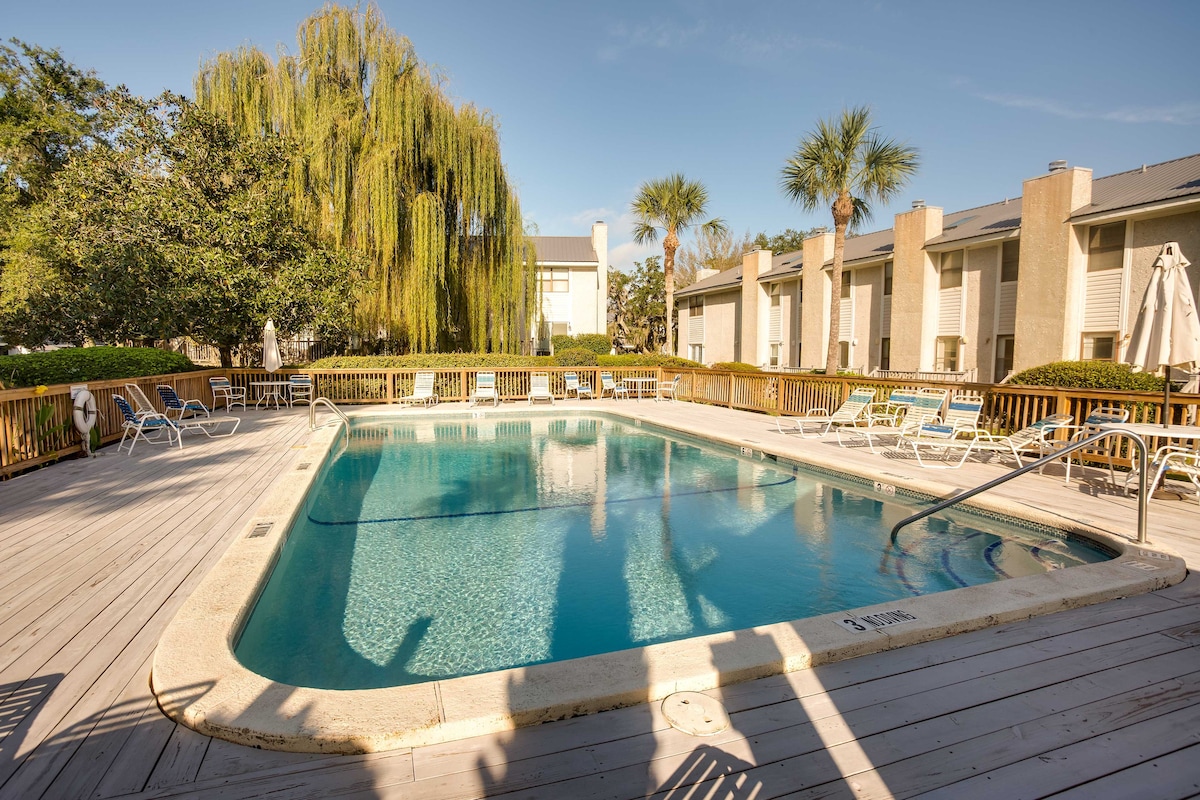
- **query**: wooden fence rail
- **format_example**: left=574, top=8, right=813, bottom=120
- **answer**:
left=3, top=366, right=1198, bottom=477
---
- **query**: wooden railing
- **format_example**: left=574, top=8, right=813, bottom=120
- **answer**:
left=4, top=365, right=1197, bottom=477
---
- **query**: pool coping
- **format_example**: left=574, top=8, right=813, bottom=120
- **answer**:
left=151, top=405, right=1187, bottom=753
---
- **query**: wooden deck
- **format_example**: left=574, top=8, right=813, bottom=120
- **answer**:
left=0, top=402, right=1197, bottom=799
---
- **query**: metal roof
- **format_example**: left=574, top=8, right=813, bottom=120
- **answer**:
left=675, top=265, right=743, bottom=297
left=531, top=236, right=597, bottom=263
left=757, top=249, right=804, bottom=281
left=1076, top=152, right=1200, bottom=217
left=926, top=198, right=1023, bottom=247
left=840, top=228, right=897, bottom=265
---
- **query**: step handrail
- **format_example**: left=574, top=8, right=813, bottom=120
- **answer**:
left=309, top=397, right=349, bottom=430
left=890, top=430, right=1151, bottom=545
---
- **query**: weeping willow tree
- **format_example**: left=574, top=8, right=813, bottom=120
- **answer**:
left=194, top=3, right=535, bottom=352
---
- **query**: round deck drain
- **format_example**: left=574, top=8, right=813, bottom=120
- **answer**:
left=661, top=692, right=730, bottom=736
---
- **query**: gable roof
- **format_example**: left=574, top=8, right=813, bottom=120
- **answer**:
left=531, top=236, right=597, bottom=263
left=758, top=249, right=804, bottom=282
left=675, top=265, right=742, bottom=298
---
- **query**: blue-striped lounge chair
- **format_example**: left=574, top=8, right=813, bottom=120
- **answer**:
left=776, top=388, right=877, bottom=438
left=837, top=392, right=948, bottom=453
left=156, top=385, right=211, bottom=421
left=564, top=372, right=593, bottom=400
left=901, top=414, right=1073, bottom=469
left=113, top=394, right=180, bottom=454
left=599, top=372, right=628, bottom=400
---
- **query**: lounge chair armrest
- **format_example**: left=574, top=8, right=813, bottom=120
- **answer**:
left=805, top=407, right=829, bottom=417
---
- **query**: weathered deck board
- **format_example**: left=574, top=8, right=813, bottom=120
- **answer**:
left=0, top=401, right=1196, bottom=799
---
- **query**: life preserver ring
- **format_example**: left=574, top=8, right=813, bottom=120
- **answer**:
left=73, top=389, right=98, bottom=438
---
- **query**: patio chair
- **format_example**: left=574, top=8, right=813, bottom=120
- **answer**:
left=288, top=374, right=313, bottom=406
left=775, top=388, right=877, bottom=438
left=941, top=393, right=985, bottom=431
left=901, top=414, right=1074, bottom=469
left=400, top=371, right=438, bottom=407
left=1125, top=445, right=1200, bottom=504
left=865, top=387, right=921, bottom=425
left=470, top=372, right=500, bottom=407
left=599, top=372, right=629, bottom=400
left=156, top=385, right=211, bottom=421
left=1049, top=406, right=1130, bottom=484
left=528, top=373, right=554, bottom=405
left=124, top=383, right=160, bottom=418
left=836, top=391, right=947, bottom=453
left=209, top=376, right=246, bottom=411
left=563, top=372, right=593, bottom=400
left=657, top=375, right=680, bottom=402
left=113, top=394, right=180, bottom=453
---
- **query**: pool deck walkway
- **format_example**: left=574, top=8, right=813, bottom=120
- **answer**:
left=0, top=400, right=1197, bottom=799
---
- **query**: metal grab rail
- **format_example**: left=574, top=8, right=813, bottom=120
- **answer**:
left=890, top=430, right=1151, bottom=545
left=309, top=397, right=349, bottom=430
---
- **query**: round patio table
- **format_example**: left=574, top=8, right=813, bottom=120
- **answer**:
left=250, top=380, right=292, bottom=410
left=622, top=377, right=659, bottom=401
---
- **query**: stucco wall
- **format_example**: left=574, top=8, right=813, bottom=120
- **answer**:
left=854, top=264, right=883, bottom=371
left=569, top=266, right=601, bottom=335
left=704, top=289, right=741, bottom=364
left=966, top=244, right=999, bottom=380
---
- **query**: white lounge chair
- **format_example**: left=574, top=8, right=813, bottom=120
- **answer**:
left=776, top=388, right=877, bottom=438
left=113, top=394, right=180, bottom=453
left=288, top=374, right=313, bottom=406
left=400, top=371, right=438, bottom=407
left=564, top=372, right=593, bottom=400
left=657, top=375, right=680, bottom=401
left=836, top=391, right=948, bottom=453
left=865, top=387, right=921, bottom=425
left=209, top=376, right=246, bottom=411
left=528, top=373, right=554, bottom=405
left=1049, top=406, right=1129, bottom=484
left=902, top=414, right=1073, bottom=469
left=1126, top=445, right=1200, bottom=504
left=599, top=372, right=628, bottom=400
left=470, top=372, right=500, bottom=407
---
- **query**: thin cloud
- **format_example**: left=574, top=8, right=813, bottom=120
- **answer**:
left=975, top=92, right=1200, bottom=125
left=608, top=239, right=660, bottom=272
left=598, top=20, right=708, bottom=61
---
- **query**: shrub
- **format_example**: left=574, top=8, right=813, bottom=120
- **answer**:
left=0, top=346, right=199, bottom=388
left=1009, top=360, right=1165, bottom=391
left=308, top=353, right=552, bottom=369
left=597, top=354, right=703, bottom=368
left=550, top=333, right=612, bottom=355
left=710, top=362, right=761, bottom=373
left=553, top=348, right=599, bottom=367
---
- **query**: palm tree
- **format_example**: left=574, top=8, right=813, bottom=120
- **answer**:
left=631, top=174, right=727, bottom=354
left=781, top=107, right=919, bottom=374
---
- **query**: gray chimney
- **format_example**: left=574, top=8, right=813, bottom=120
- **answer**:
left=911, top=199, right=926, bottom=209
left=1048, top=160, right=1068, bottom=173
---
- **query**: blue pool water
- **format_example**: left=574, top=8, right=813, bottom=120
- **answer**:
left=235, top=415, right=1113, bottom=690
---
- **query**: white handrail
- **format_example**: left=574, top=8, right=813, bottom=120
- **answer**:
left=309, top=397, right=349, bottom=430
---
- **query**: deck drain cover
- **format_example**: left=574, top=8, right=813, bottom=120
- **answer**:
left=248, top=522, right=274, bottom=539
left=661, top=692, right=729, bottom=736
left=296, top=462, right=311, bottom=471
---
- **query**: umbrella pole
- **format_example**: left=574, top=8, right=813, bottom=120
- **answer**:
left=1163, top=369, right=1172, bottom=428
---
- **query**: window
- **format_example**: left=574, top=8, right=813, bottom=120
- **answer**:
left=691, top=296, right=704, bottom=315
left=1082, top=333, right=1117, bottom=361
left=883, top=261, right=893, bottom=296
left=539, top=267, right=568, bottom=293
left=769, top=343, right=781, bottom=367
left=838, top=341, right=850, bottom=369
left=770, top=284, right=781, bottom=307
left=1087, top=222, right=1126, bottom=272
left=935, top=336, right=960, bottom=371
left=689, top=344, right=704, bottom=362
left=880, top=338, right=891, bottom=371
left=840, top=271, right=851, bottom=298
left=994, top=335, right=1014, bottom=380
left=940, top=250, right=963, bottom=288
left=1001, top=241, right=1020, bottom=282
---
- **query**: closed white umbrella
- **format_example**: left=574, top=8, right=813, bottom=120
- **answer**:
left=1123, top=243, right=1200, bottom=427
left=263, top=320, right=283, bottom=374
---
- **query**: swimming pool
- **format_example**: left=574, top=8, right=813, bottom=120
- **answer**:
left=234, top=415, right=1113, bottom=690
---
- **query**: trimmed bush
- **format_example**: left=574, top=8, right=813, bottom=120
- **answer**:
left=0, top=346, right=199, bottom=389
left=1009, top=360, right=1165, bottom=391
left=553, top=348, right=599, bottom=367
left=597, top=354, right=703, bottom=368
left=710, top=362, right=761, bottom=373
left=309, top=353, right=552, bottom=369
left=550, top=333, right=612, bottom=355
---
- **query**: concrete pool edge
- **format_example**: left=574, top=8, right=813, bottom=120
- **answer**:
left=150, top=406, right=1188, bottom=754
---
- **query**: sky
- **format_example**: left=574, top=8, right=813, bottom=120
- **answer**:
left=6, top=0, right=1200, bottom=271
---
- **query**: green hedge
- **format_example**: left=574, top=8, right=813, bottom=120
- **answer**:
left=553, top=348, right=599, bottom=367
left=0, top=346, right=199, bottom=389
left=597, top=354, right=703, bottom=368
left=710, top=362, right=761, bottom=372
left=1009, top=360, right=1165, bottom=391
left=551, top=333, right=612, bottom=354
left=309, top=353, right=553, bottom=369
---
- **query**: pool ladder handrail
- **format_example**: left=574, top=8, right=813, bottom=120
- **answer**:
left=890, top=430, right=1150, bottom=545
left=309, top=397, right=349, bottom=430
